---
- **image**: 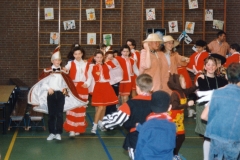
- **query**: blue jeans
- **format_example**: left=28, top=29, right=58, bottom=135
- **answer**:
left=209, top=139, right=240, bottom=160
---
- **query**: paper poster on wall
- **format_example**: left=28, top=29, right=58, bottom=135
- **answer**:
left=205, top=9, right=213, bottom=21
left=63, top=20, right=76, bottom=30
left=184, top=34, right=192, bottom=44
left=188, top=0, right=198, bottom=9
left=168, top=21, right=178, bottom=33
left=185, top=21, right=195, bottom=34
left=103, top=34, right=113, bottom=46
left=146, top=8, right=156, bottom=20
left=86, top=8, right=96, bottom=20
left=87, top=33, right=96, bottom=45
left=44, top=8, right=54, bottom=20
left=50, top=32, right=59, bottom=44
left=213, top=20, right=224, bottom=30
left=105, top=0, right=115, bottom=8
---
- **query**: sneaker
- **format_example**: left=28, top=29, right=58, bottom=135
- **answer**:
left=69, top=131, right=75, bottom=137
left=55, top=134, right=61, bottom=140
left=91, top=127, right=97, bottom=134
left=47, top=133, right=56, bottom=141
left=98, top=121, right=106, bottom=131
left=128, top=147, right=135, bottom=160
left=75, top=132, right=80, bottom=136
left=173, top=155, right=182, bottom=160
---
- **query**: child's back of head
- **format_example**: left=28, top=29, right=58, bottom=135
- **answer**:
left=136, top=74, right=153, bottom=93
left=150, top=90, right=171, bottom=113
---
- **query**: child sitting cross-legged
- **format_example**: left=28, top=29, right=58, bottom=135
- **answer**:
left=101, top=74, right=153, bottom=160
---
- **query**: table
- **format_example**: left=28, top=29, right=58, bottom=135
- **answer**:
left=0, top=85, right=16, bottom=134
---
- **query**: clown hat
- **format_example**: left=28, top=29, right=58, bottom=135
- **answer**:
left=51, top=46, right=61, bottom=61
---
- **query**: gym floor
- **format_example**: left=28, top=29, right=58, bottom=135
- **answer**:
left=0, top=105, right=203, bottom=160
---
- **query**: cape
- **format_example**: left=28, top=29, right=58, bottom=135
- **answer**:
left=28, top=67, right=88, bottom=114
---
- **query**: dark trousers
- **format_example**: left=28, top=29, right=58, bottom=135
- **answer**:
left=174, top=134, right=185, bottom=155
left=47, top=91, right=65, bottom=134
left=105, top=83, right=119, bottom=115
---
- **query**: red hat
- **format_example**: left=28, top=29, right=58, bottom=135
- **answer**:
left=51, top=46, right=61, bottom=61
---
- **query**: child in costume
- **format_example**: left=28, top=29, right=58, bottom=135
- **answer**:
left=115, top=44, right=139, bottom=104
left=28, top=46, right=87, bottom=141
left=63, top=46, right=92, bottom=137
left=224, top=43, right=240, bottom=68
left=104, top=49, right=123, bottom=115
left=210, top=53, right=227, bottom=79
left=167, top=73, right=197, bottom=160
left=126, top=39, right=141, bottom=97
left=134, top=90, right=176, bottom=160
left=102, top=74, right=153, bottom=160
left=66, top=43, right=81, bottom=61
left=88, top=50, right=119, bottom=134
left=186, top=40, right=209, bottom=82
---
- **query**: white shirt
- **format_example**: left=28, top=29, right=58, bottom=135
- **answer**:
left=65, top=59, right=87, bottom=82
left=43, top=65, right=67, bottom=91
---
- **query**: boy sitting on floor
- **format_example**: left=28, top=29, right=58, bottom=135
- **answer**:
left=101, top=74, right=153, bottom=160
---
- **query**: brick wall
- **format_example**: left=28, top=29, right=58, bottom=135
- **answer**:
left=0, top=0, right=239, bottom=86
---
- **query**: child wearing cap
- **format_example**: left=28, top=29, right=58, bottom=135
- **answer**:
left=102, top=74, right=153, bottom=160
left=134, top=90, right=176, bottom=160
left=28, top=46, right=87, bottom=141
left=210, top=53, right=227, bottom=79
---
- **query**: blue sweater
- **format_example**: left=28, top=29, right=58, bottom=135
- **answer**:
left=135, top=119, right=176, bottom=160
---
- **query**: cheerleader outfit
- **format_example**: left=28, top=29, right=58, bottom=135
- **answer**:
left=131, top=49, right=141, bottom=92
left=63, top=59, right=91, bottom=133
left=115, top=56, right=139, bottom=96
left=224, top=52, right=240, bottom=68
left=186, top=50, right=209, bottom=82
left=90, top=61, right=119, bottom=107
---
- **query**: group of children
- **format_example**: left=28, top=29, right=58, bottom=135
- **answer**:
left=27, top=32, right=240, bottom=159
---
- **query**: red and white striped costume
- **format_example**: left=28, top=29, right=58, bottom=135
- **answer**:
left=63, top=59, right=91, bottom=133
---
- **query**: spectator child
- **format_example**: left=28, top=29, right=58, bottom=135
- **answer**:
left=134, top=90, right=176, bottom=160
left=201, top=63, right=240, bottom=160
left=102, top=74, right=153, bottom=159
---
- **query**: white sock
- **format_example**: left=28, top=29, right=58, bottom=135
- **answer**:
left=203, top=140, right=210, bottom=160
left=92, top=123, right=97, bottom=129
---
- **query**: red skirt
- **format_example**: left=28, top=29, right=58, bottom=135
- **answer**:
left=63, top=82, right=88, bottom=133
left=91, top=82, right=118, bottom=107
left=119, top=76, right=136, bottom=96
